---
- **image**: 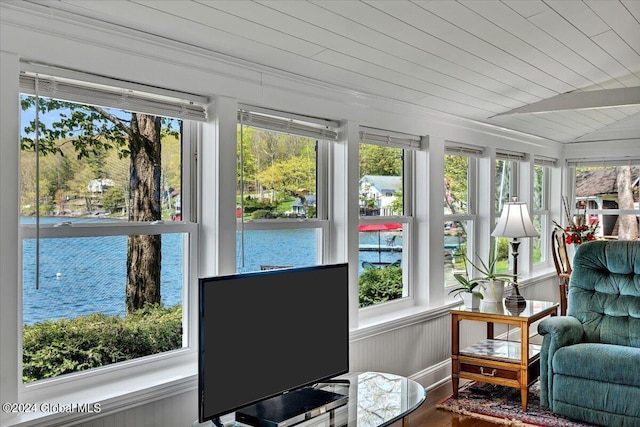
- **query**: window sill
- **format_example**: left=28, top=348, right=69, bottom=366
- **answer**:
left=351, top=302, right=458, bottom=342
left=351, top=269, right=557, bottom=342
left=7, top=358, right=197, bottom=427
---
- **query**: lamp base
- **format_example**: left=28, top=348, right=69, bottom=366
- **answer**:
left=504, top=286, right=527, bottom=308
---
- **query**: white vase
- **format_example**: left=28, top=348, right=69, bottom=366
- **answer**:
left=461, top=292, right=481, bottom=309
left=480, top=280, right=505, bottom=303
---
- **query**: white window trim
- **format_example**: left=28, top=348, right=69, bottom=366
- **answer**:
left=532, top=164, right=551, bottom=267
left=444, top=153, right=478, bottom=291
left=236, top=117, right=332, bottom=271
left=357, top=144, right=415, bottom=318
left=10, top=72, right=202, bottom=427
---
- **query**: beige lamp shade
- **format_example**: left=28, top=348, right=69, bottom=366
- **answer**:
left=492, top=201, right=539, bottom=238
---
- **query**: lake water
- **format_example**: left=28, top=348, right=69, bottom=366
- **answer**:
left=21, top=218, right=402, bottom=324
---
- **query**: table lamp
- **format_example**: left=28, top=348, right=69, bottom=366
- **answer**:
left=491, top=197, right=539, bottom=307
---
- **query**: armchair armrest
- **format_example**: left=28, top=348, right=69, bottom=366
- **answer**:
left=537, top=316, right=584, bottom=408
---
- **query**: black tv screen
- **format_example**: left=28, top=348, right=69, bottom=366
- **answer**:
left=198, top=263, right=349, bottom=423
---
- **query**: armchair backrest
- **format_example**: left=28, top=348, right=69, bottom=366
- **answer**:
left=569, top=240, right=640, bottom=348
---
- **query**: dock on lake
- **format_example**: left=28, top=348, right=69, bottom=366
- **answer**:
left=359, top=244, right=402, bottom=252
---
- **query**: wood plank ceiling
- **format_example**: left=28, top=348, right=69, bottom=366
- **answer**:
left=20, top=0, right=640, bottom=144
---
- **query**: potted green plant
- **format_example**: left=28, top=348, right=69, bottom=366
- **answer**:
left=465, top=252, right=516, bottom=303
left=448, top=272, right=483, bottom=308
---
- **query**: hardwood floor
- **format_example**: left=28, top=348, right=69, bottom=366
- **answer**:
left=403, top=381, right=500, bottom=427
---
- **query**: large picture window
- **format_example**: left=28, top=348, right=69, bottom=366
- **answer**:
left=236, top=107, right=337, bottom=273
left=19, top=73, right=200, bottom=383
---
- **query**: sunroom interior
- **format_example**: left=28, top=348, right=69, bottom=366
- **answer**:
left=1, top=1, right=639, bottom=427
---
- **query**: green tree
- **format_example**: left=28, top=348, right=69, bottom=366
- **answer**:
left=101, top=187, right=126, bottom=214
left=359, top=144, right=402, bottom=177
left=388, top=188, right=403, bottom=215
left=21, top=96, right=176, bottom=314
left=444, top=154, right=468, bottom=214
left=257, top=156, right=316, bottom=199
left=237, top=126, right=257, bottom=193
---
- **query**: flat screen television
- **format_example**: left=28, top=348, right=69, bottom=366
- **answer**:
left=198, top=263, right=349, bottom=424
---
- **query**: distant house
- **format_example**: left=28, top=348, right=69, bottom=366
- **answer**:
left=359, top=175, right=402, bottom=216
left=575, top=166, right=639, bottom=237
left=291, top=195, right=316, bottom=215
left=87, top=178, right=115, bottom=194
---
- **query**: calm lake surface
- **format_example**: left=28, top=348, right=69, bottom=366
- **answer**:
left=22, top=218, right=402, bottom=324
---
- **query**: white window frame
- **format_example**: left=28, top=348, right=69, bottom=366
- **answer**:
left=236, top=107, right=336, bottom=271
left=532, top=158, right=554, bottom=267
left=443, top=146, right=479, bottom=292
left=358, top=128, right=418, bottom=316
left=13, top=71, right=203, bottom=425
left=566, top=158, right=640, bottom=240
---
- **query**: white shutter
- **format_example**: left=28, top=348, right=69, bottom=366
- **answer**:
left=20, top=73, right=207, bottom=121
left=238, top=105, right=339, bottom=141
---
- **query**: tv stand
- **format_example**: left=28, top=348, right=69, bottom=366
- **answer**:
left=235, top=387, right=348, bottom=427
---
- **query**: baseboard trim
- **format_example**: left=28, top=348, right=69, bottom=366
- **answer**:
left=409, top=359, right=451, bottom=392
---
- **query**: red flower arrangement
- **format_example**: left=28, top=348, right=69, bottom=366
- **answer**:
left=554, top=197, right=599, bottom=245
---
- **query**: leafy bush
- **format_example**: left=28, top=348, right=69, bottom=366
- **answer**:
left=242, top=197, right=280, bottom=213
left=250, top=209, right=308, bottom=219
left=22, top=304, right=182, bottom=383
left=358, top=266, right=403, bottom=307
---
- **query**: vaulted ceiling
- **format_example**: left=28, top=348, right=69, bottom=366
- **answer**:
left=18, top=0, right=640, bottom=144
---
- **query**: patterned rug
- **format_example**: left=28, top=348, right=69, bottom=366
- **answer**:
left=437, top=381, right=596, bottom=426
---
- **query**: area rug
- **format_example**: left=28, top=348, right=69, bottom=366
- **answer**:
left=437, top=381, right=596, bottom=426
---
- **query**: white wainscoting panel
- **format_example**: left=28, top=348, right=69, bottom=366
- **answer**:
left=74, top=389, right=197, bottom=427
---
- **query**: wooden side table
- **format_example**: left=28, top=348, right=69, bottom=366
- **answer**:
left=450, top=300, right=559, bottom=411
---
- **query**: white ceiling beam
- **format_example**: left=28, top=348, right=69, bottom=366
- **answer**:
left=491, top=87, right=640, bottom=117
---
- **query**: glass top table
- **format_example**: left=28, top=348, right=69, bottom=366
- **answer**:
left=450, top=300, right=559, bottom=411
left=222, top=372, right=426, bottom=427
left=319, top=371, right=426, bottom=427
left=451, top=299, right=559, bottom=318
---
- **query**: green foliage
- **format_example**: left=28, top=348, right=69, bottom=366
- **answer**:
left=359, top=144, right=402, bottom=176
left=237, top=126, right=316, bottom=196
left=101, top=187, right=125, bottom=213
left=257, top=156, right=316, bottom=199
left=444, top=154, right=469, bottom=214
left=387, top=188, right=403, bottom=215
left=19, top=97, right=181, bottom=217
left=22, top=305, right=182, bottom=383
left=467, top=251, right=516, bottom=284
left=20, top=97, right=129, bottom=159
left=448, top=274, right=483, bottom=299
left=242, top=197, right=280, bottom=213
left=358, top=266, right=403, bottom=307
left=496, top=238, right=510, bottom=261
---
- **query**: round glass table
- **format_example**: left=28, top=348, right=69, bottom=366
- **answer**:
left=319, top=371, right=426, bottom=427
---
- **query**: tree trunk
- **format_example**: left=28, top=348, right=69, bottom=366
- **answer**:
left=616, top=166, right=638, bottom=241
left=126, top=113, right=162, bottom=315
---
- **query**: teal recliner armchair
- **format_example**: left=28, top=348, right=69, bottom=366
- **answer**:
left=538, top=240, right=640, bottom=427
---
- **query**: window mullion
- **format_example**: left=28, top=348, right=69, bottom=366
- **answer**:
left=20, top=222, right=196, bottom=239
